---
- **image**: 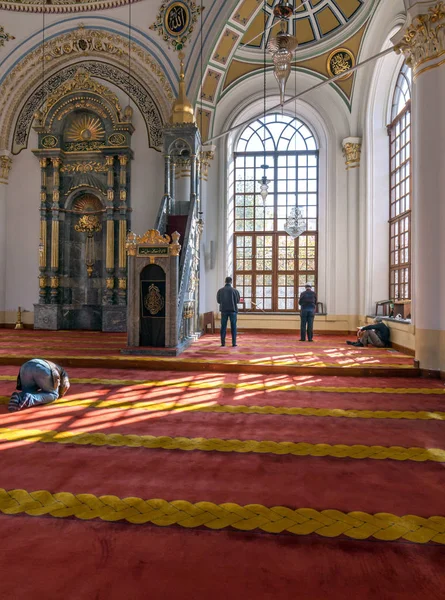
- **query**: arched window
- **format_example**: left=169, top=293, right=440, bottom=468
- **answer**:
left=233, top=114, right=318, bottom=312
left=389, top=64, right=411, bottom=301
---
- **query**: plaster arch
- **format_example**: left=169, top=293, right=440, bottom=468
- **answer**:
left=210, top=68, right=352, bottom=316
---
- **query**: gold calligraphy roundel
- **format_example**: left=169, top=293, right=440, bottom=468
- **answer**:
left=327, top=48, right=355, bottom=81
left=144, top=284, right=165, bottom=316
left=164, top=1, right=190, bottom=37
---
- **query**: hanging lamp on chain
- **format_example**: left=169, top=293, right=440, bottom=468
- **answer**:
left=257, top=0, right=270, bottom=202
left=267, top=1, right=297, bottom=106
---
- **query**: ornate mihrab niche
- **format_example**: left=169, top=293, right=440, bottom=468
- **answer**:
left=33, top=69, right=134, bottom=333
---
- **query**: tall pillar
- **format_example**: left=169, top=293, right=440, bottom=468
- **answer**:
left=0, top=152, right=12, bottom=314
left=118, top=154, right=128, bottom=305
left=342, top=137, right=361, bottom=321
left=39, top=157, right=49, bottom=304
left=393, top=0, right=445, bottom=371
left=50, top=158, right=61, bottom=304
left=104, top=155, right=115, bottom=304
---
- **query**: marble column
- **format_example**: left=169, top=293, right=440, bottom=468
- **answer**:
left=393, top=0, right=445, bottom=371
left=0, top=152, right=12, bottom=313
left=105, top=155, right=115, bottom=303
left=342, top=137, right=361, bottom=320
left=118, top=155, right=128, bottom=305
left=39, top=157, right=48, bottom=303
left=50, top=158, right=61, bottom=304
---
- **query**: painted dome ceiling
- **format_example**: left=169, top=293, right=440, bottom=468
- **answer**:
left=240, top=0, right=366, bottom=50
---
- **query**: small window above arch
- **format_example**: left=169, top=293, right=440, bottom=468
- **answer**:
left=236, top=114, right=318, bottom=153
left=391, top=63, right=411, bottom=121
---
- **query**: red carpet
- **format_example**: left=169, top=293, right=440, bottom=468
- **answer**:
left=0, top=338, right=443, bottom=598
left=0, top=331, right=416, bottom=376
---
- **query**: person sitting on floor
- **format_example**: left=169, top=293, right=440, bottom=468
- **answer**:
left=8, top=358, right=70, bottom=413
left=347, top=317, right=390, bottom=348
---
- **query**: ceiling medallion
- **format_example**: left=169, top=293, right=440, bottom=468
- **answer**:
left=150, top=0, right=204, bottom=51
left=327, top=48, right=355, bottom=81
left=66, top=115, right=105, bottom=142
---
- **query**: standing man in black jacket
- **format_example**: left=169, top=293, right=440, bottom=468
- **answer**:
left=217, top=276, right=241, bottom=347
left=298, top=284, right=317, bottom=342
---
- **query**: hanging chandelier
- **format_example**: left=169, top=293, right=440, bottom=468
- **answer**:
left=284, top=206, right=306, bottom=239
left=267, top=3, right=297, bottom=106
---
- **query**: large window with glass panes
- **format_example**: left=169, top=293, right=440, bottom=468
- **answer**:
left=233, top=114, right=318, bottom=312
left=389, top=63, right=411, bottom=301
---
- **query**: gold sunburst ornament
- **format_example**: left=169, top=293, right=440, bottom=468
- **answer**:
left=66, top=115, right=105, bottom=142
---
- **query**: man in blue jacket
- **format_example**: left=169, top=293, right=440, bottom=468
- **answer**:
left=298, top=284, right=317, bottom=342
left=217, top=276, right=241, bottom=347
left=8, top=358, right=70, bottom=412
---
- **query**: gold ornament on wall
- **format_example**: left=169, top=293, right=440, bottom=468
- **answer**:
left=150, top=0, right=203, bottom=52
left=327, top=48, right=355, bottom=81
left=108, top=133, right=126, bottom=146
left=74, top=215, right=102, bottom=278
left=144, top=284, right=165, bottom=315
left=66, top=115, right=105, bottom=142
left=41, top=135, right=58, bottom=148
left=0, top=26, right=15, bottom=47
left=61, top=161, right=107, bottom=174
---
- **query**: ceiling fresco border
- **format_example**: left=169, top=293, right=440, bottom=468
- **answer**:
left=0, top=26, right=173, bottom=151
left=0, top=0, right=143, bottom=12
left=195, top=0, right=375, bottom=141
left=13, top=61, right=164, bottom=153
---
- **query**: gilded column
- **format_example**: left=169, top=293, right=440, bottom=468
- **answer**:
left=39, top=157, right=48, bottom=303
left=393, top=0, right=445, bottom=371
left=50, top=158, right=61, bottom=304
left=342, top=137, right=362, bottom=321
left=118, top=154, right=129, bottom=305
left=104, top=155, right=115, bottom=304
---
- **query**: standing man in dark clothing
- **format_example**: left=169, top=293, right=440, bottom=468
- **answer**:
left=298, top=284, right=317, bottom=342
left=347, top=317, right=390, bottom=347
left=217, top=276, right=241, bottom=347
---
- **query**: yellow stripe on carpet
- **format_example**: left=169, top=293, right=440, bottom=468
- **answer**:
left=0, top=354, right=415, bottom=368
left=0, top=487, right=443, bottom=544
left=1, top=395, right=444, bottom=422
left=0, top=375, right=438, bottom=394
left=1, top=426, right=444, bottom=463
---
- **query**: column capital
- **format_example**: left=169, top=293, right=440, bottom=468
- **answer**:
left=0, top=152, right=12, bottom=184
left=393, top=1, right=445, bottom=76
left=342, top=137, right=362, bottom=170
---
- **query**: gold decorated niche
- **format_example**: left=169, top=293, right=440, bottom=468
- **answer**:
left=33, top=68, right=134, bottom=330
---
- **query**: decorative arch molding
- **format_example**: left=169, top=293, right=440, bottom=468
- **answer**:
left=12, top=61, right=164, bottom=154
left=0, top=26, right=173, bottom=151
left=0, top=0, right=143, bottom=13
